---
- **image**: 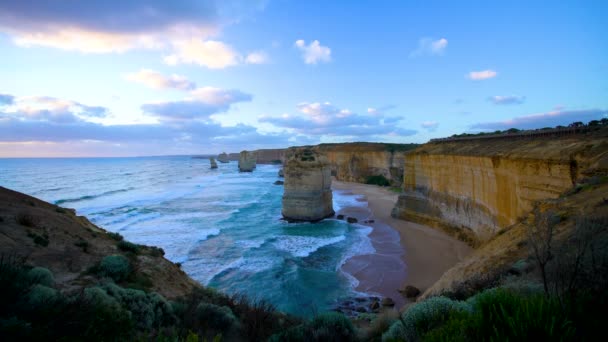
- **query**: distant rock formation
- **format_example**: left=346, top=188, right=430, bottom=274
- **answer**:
left=209, top=157, right=218, bottom=169
left=238, top=150, right=256, bottom=172
left=217, top=152, right=230, bottom=163
left=282, top=148, right=334, bottom=222
left=278, top=169, right=284, bottom=177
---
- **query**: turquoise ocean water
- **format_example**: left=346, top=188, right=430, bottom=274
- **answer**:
left=0, top=156, right=375, bottom=316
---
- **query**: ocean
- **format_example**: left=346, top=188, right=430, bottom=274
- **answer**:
left=0, top=156, right=375, bottom=316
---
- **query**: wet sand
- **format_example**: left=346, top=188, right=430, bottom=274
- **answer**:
left=334, top=181, right=472, bottom=309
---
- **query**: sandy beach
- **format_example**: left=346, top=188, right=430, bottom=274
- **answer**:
left=334, top=181, right=472, bottom=309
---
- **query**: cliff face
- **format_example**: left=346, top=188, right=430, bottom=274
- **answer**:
left=282, top=148, right=334, bottom=221
left=314, top=143, right=419, bottom=186
left=392, top=131, right=608, bottom=244
left=254, top=149, right=285, bottom=164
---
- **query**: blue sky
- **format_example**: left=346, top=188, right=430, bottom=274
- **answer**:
left=1, top=0, right=606, bottom=157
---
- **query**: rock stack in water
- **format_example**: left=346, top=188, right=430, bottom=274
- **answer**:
left=238, top=150, right=256, bottom=172
left=282, top=148, right=334, bottom=222
left=210, top=157, right=218, bottom=169
left=217, top=152, right=230, bottom=163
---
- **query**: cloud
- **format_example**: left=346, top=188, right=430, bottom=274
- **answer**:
left=259, top=101, right=416, bottom=138
left=0, top=1, right=267, bottom=68
left=245, top=51, right=269, bottom=64
left=470, top=108, right=607, bottom=131
left=467, top=70, right=497, bottom=80
left=421, top=121, right=439, bottom=131
left=488, top=95, right=525, bottom=105
left=294, top=40, right=331, bottom=64
left=0, top=91, right=295, bottom=156
left=410, top=37, right=448, bottom=57
left=125, top=69, right=196, bottom=90
left=163, top=39, right=240, bottom=69
left=1, top=95, right=108, bottom=123
left=142, top=87, right=252, bottom=121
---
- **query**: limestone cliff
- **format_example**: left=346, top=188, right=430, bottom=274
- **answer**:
left=254, top=149, right=285, bottom=164
left=282, top=148, right=334, bottom=221
left=392, top=130, right=608, bottom=245
left=314, top=143, right=418, bottom=186
left=238, top=150, right=256, bottom=172
left=217, top=152, right=229, bottom=163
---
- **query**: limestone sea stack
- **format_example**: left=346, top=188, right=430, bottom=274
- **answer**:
left=217, top=152, right=230, bottom=163
left=282, top=148, right=334, bottom=222
left=238, top=150, right=256, bottom=172
left=210, top=157, right=218, bottom=169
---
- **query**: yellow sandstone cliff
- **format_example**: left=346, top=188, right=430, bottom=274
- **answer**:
left=392, top=130, right=608, bottom=245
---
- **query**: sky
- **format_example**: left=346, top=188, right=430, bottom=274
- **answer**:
left=0, top=0, right=607, bottom=157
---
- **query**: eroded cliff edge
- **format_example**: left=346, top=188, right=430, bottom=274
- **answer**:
left=392, top=130, right=608, bottom=245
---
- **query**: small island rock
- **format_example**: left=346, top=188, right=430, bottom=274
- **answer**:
left=217, top=152, right=230, bottom=163
left=209, top=157, right=218, bottom=169
left=238, top=150, right=256, bottom=172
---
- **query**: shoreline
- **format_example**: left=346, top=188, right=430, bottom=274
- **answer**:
left=333, top=181, right=472, bottom=309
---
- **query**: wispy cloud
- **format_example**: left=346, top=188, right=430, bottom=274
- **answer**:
left=470, top=108, right=607, bottom=130
left=125, top=69, right=196, bottom=90
left=260, top=101, right=415, bottom=138
left=294, top=40, right=331, bottom=64
left=488, top=95, right=525, bottom=105
left=421, top=121, right=439, bottom=131
left=245, top=51, right=269, bottom=64
left=467, top=69, right=497, bottom=80
left=410, top=37, right=448, bottom=57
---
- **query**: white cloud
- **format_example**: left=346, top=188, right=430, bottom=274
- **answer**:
left=1, top=95, right=108, bottom=123
left=421, top=121, right=439, bottom=131
left=125, top=69, right=195, bottom=90
left=0, top=1, right=267, bottom=69
left=294, top=39, right=331, bottom=64
left=467, top=70, right=497, bottom=80
left=260, top=101, right=415, bottom=138
left=164, top=39, right=240, bottom=69
left=245, top=51, right=269, bottom=64
left=410, top=37, right=448, bottom=57
left=488, top=95, right=525, bottom=105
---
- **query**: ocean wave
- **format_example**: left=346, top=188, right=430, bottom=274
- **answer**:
left=274, top=235, right=346, bottom=258
left=55, top=187, right=135, bottom=205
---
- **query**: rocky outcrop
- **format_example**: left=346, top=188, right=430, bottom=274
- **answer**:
left=209, top=157, right=218, bottom=169
left=278, top=169, right=284, bottom=178
left=392, top=130, right=608, bottom=245
left=254, top=149, right=286, bottom=164
left=282, top=148, right=334, bottom=221
left=238, top=150, right=256, bottom=172
left=217, top=152, right=229, bottom=163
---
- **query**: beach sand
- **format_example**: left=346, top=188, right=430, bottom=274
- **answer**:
left=334, top=181, right=472, bottom=309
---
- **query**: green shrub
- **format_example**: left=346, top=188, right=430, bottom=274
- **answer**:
left=308, top=312, right=356, bottom=341
left=117, top=240, right=141, bottom=254
left=269, top=312, right=355, bottom=342
left=366, top=175, right=391, bottom=186
left=25, top=284, right=58, bottom=308
left=99, top=255, right=131, bottom=281
left=102, top=283, right=176, bottom=330
left=26, top=267, right=54, bottom=287
left=107, top=232, right=124, bottom=241
left=196, top=303, right=237, bottom=332
left=382, top=296, right=471, bottom=342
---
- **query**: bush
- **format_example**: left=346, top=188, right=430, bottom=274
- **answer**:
left=382, top=296, right=471, bottom=342
left=107, top=232, right=124, bottom=241
left=101, top=283, right=176, bottom=330
left=269, top=312, right=355, bottom=342
left=309, top=312, right=356, bottom=341
left=99, top=255, right=131, bottom=281
left=26, top=267, right=54, bottom=287
left=196, top=303, right=237, bottom=333
left=366, top=175, right=391, bottom=186
left=117, top=240, right=141, bottom=254
left=24, top=284, right=58, bottom=308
